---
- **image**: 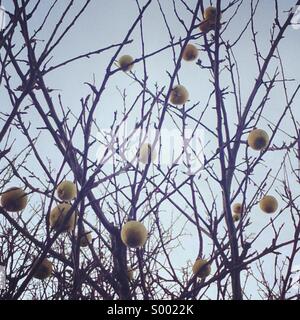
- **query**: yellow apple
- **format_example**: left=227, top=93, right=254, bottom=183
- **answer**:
left=233, top=203, right=243, bottom=214
left=56, top=181, right=77, bottom=201
left=259, top=195, right=278, bottom=214
left=121, top=221, right=148, bottom=248
left=247, top=129, right=269, bottom=151
left=138, top=143, right=157, bottom=164
left=204, top=6, right=222, bottom=23
left=49, top=203, right=77, bottom=232
left=1, top=187, right=28, bottom=212
left=192, top=259, right=211, bottom=278
left=118, top=55, right=134, bottom=72
left=33, top=258, right=53, bottom=280
left=182, top=44, right=199, bottom=62
left=170, top=85, right=189, bottom=105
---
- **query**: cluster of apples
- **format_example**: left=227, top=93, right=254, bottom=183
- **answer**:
left=117, top=58, right=191, bottom=109
left=49, top=181, right=77, bottom=233
left=232, top=195, right=278, bottom=223
left=120, top=219, right=212, bottom=280
left=0, top=6, right=277, bottom=284
left=116, top=7, right=223, bottom=166
left=170, top=6, right=222, bottom=109
left=230, top=128, right=278, bottom=222
left=125, top=126, right=277, bottom=278
left=52, top=181, right=93, bottom=246
left=0, top=181, right=94, bottom=280
left=0, top=183, right=142, bottom=281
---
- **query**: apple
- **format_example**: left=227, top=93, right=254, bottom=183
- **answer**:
left=33, top=258, right=53, bottom=280
left=49, top=203, right=77, bottom=232
left=192, top=259, right=211, bottom=278
left=247, top=129, right=269, bottom=151
left=56, top=181, right=77, bottom=201
left=121, top=221, right=148, bottom=248
left=182, top=44, right=199, bottom=62
left=170, top=85, right=189, bottom=105
left=1, top=187, right=28, bottom=212
left=138, top=143, right=157, bottom=164
left=204, top=6, right=222, bottom=24
left=118, top=55, right=134, bottom=72
left=233, top=203, right=243, bottom=214
left=259, top=195, right=278, bottom=214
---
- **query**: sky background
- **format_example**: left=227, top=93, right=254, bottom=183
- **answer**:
left=1, top=0, right=300, bottom=299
